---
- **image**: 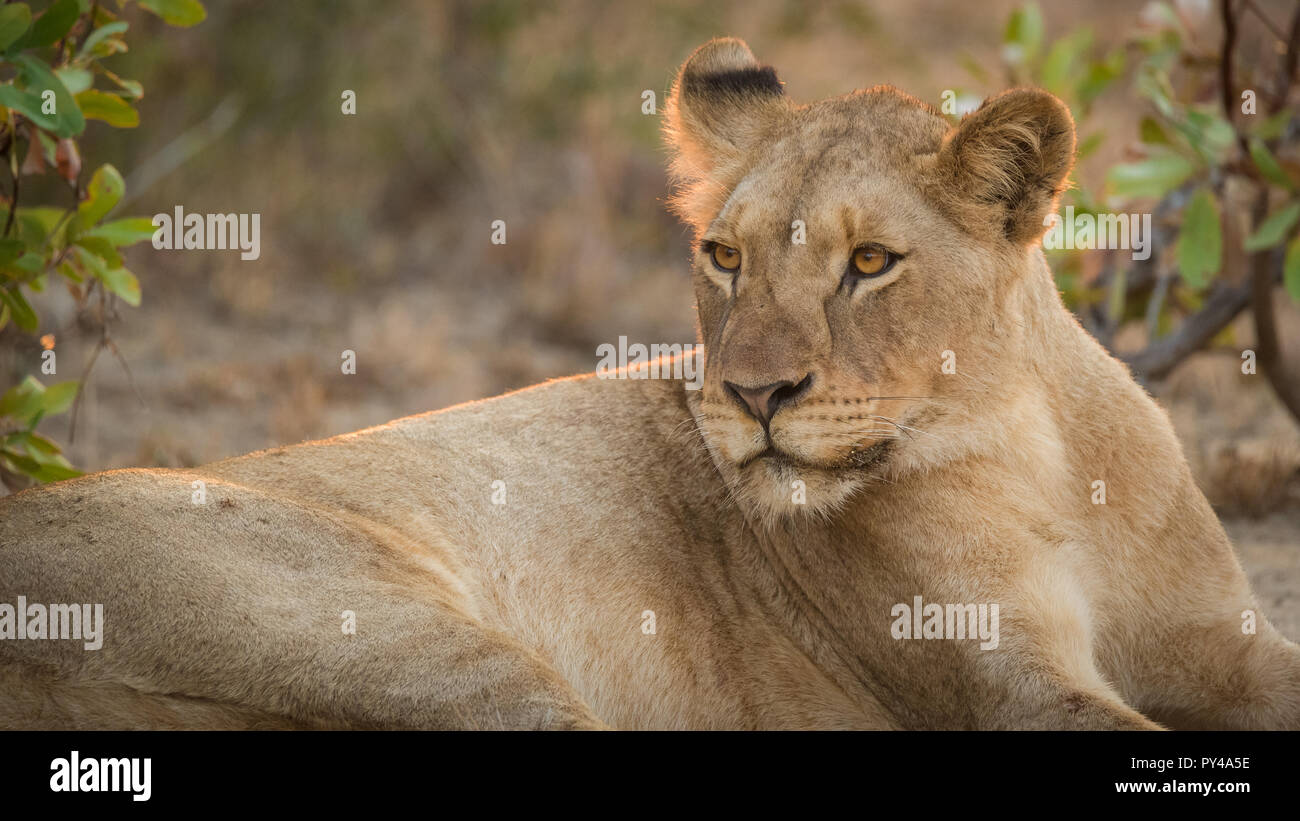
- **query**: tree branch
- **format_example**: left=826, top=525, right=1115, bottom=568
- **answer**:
left=1119, top=279, right=1255, bottom=379
left=1249, top=3, right=1300, bottom=424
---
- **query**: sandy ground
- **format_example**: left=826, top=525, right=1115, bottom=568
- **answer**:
left=1231, top=515, right=1300, bottom=641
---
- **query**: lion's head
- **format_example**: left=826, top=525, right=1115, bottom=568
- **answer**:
left=665, top=38, right=1077, bottom=524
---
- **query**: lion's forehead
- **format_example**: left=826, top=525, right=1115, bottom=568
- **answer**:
left=779, top=92, right=947, bottom=163
left=717, top=155, right=935, bottom=250
left=715, top=94, right=948, bottom=240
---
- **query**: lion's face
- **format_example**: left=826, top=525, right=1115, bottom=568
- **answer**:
left=665, top=39, right=1076, bottom=522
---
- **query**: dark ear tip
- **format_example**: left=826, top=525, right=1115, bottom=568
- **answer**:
left=682, top=65, right=784, bottom=100
left=677, top=38, right=783, bottom=98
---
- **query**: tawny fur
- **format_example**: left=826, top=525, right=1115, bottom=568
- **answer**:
left=1, top=38, right=1296, bottom=730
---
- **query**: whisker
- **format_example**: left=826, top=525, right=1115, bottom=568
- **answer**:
left=865, top=414, right=931, bottom=441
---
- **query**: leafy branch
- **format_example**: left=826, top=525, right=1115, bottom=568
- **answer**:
left=981, top=1, right=1300, bottom=423
left=0, top=0, right=206, bottom=492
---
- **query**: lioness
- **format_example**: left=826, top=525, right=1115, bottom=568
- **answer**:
left=2, top=38, right=1297, bottom=730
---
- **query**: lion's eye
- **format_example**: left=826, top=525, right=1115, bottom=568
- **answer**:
left=850, top=246, right=897, bottom=278
left=710, top=243, right=741, bottom=273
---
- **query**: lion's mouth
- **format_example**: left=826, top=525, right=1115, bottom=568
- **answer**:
left=737, top=446, right=799, bottom=470
left=736, top=439, right=894, bottom=472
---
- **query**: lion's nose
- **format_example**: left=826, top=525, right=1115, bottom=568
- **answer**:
left=724, top=374, right=813, bottom=427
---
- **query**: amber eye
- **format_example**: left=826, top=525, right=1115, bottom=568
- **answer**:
left=851, top=246, right=894, bottom=277
left=710, top=243, right=741, bottom=273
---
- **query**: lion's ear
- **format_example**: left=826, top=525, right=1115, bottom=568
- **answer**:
left=936, top=89, right=1076, bottom=245
left=665, top=38, right=789, bottom=181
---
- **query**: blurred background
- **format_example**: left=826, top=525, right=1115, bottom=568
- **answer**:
left=1, top=0, right=1297, bottom=630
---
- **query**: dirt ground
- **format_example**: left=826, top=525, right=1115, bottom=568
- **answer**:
left=1229, top=515, right=1300, bottom=640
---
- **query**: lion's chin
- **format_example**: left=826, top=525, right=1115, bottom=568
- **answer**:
left=727, top=451, right=869, bottom=526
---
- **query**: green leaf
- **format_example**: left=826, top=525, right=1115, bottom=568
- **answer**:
left=1106, top=263, right=1126, bottom=325
left=138, top=0, right=206, bottom=27
left=0, top=238, right=26, bottom=268
left=75, top=89, right=138, bottom=127
left=1076, top=132, right=1104, bottom=161
left=1177, top=187, right=1221, bottom=290
left=98, top=265, right=139, bottom=305
left=1077, top=48, right=1125, bottom=105
left=15, top=0, right=79, bottom=50
left=76, top=20, right=127, bottom=60
left=1138, top=116, right=1170, bottom=145
left=14, top=205, right=71, bottom=249
left=1244, top=202, right=1300, bottom=252
left=0, top=449, right=43, bottom=477
left=21, top=430, right=63, bottom=456
left=0, top=286, right=37, bottom=331
left=0, top=84, right=60, bottom=133
left=0, top=4, right=33, bottom=52
left=41, top=380, right=78, bottom=415
left=98, top=65, right=142, bottom=99
left=1003, top=2, right=1044, bottom=65
left=74, top=234, right=123, bottom=267
left=53, top=66, right=92, bottom=95
left=1249, top=138, right=1296, bottom=191
left=1039, top=28, right=1092, bottom=96
left=73, top=244, right=139, bottom=305
left=0, top=375, right=44, bottom=422
left=11, top=54, right=85, bottom=138
left=1106, top=151, right=1196, bottom=200
left=3, top=431, right=81, bottom=481
left=84, top=216, right=155, bottom=246
left=0, top=248, right=42, bottom=283
left=56, top=260, right=82, bottom=282
left=76, top=163, right=124, bottom=229
left=1252, top=110, right=1292, bottom=141
left=27, top=460, right=81, bottom=482
left=1135, top=67, right=1176, bottom=120
left=1285, top=236, right=1300, bottom=303
left=1185, top=108, right=1236, bottom=158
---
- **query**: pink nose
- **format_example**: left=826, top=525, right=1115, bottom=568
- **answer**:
left=723, top=375, right=812, bottom=427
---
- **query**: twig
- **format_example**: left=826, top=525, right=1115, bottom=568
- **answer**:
left=66, top=287, right=104, bottom=445
left=1220, top=0, right=1252, bottom=157
left=1241, top=0, right=1289, bottom=49
left=1246, top=4, right=1300, bottom=426
left=117, top=94, right=243, bottom=213
left=3, top=142, right=17, bottom=238
left=1119, top=279, right=1255, bottom=379
left=1248, top=195, right=1300, bottom=422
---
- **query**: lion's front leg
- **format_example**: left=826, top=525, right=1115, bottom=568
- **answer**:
left=1093, top=526, right=1300, bottom=730
left=1129, top=610, right=1300, bottom=730
left=975, top=648, right=1165, bottom=730
left=972, top=558, right=1164, bottom=730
